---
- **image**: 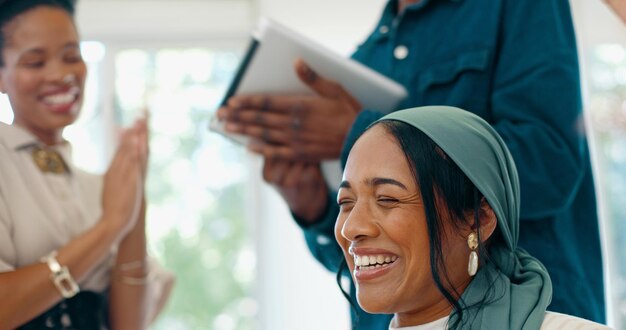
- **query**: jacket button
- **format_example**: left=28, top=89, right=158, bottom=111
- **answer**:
left=394, top=45, right=409, bottom=60
left=379, top=25, right=389, bottom=34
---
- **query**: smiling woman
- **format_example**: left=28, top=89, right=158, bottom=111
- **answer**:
left=335, top=106, right=611, bottom=329
left=336, top=125, right=495, bottom=326
left=0, top=1, right=171, bottom=329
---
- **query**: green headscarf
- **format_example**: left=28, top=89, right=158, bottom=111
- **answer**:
left=378, top=106, right=552, bottom=329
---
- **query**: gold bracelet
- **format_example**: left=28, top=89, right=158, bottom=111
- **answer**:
left=117, top=271, right=153, bottom=286
left=115, top=258, right=147, bottom=272
left=40, top=251, right=80, bottom=298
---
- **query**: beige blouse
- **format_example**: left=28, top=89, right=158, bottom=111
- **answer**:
left=0, top=123, right=112, bottom=292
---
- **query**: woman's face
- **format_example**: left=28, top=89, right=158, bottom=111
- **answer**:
left=0, top=6, right=86, bottom=143
left=335, top=125, right=470, bottom=324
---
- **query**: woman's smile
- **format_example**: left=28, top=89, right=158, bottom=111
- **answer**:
left=350, top=247, right=400, bottom=281
left=39, top=85, right=81, bottom=114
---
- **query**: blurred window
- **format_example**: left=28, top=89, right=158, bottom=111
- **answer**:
left=114, top=46, right=255, bottom=330
left=585, top=44, right=626, bottom=330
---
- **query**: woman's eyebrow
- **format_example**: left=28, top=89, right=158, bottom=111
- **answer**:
left=62, top=41, right=80, bottom=50
left=369, top=177, right=407, bottom=190
left=339, top=177, right=408, bottom=190
left=19, top=42, right=79, bottom=57
left=19, top=48, right=45, bottom=56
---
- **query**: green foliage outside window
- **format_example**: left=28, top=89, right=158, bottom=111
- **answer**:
left=115, top=47, right=255, bottom=330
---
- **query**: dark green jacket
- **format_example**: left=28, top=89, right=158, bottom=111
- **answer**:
left=295, top=0, right=606, bottom=328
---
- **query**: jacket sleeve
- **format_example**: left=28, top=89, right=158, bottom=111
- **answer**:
left=292, top=109, right=386, bottom=272
left=491, top=0, right=586, bottom=220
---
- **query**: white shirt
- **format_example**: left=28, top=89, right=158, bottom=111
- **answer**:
left=388, top=312, right=612, bottom=330
left=0, top=123, right=112, bottom=292
left=389, top=316, right=450, bottom=330
left=541, top=311, right=612, bottom=330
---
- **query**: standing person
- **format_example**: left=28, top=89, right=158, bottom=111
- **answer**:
left=218, top=0, right=606, bottom=328
left=0, top=0, right=171, bottom=328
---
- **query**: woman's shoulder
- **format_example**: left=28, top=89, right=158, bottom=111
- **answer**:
left=0, top=122, right=19, bottom=148
left=541, top=311, right=612, bottom=330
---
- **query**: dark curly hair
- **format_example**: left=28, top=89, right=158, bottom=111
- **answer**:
left=0, top=0, right=77, bottom=66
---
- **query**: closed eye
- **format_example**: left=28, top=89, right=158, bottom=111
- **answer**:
left=64, top=53, right=83, bottom=63
left=377, top=197, right=399, bottom=206
left=23, top=61, right=44, bottom=68
left=337, top=199, right=355, bottom=211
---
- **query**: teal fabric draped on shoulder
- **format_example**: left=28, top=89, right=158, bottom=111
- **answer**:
left=379, top=106, right=552, bottom=329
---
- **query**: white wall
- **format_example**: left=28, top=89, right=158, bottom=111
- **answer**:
left=570, top=0, right=626, bottom=46
left=254, top=0, right=386, bottom=55
left=76, top=0, right=254, bottom=42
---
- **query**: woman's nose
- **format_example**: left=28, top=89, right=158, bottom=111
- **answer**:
left=62, top=74, right=77, bottom=85
left=45, top=70, right=70, bottom=85
left=45, top=62, right=77, bottom=85
left=340, top=202, right=380, bottom=242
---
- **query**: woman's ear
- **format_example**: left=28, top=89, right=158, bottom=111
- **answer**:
left=478, top=198, right=497, bottom=242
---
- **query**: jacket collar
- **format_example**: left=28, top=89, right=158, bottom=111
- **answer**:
left=0, top=122, right=72, bottom=159
left=377, top=0, right=464, bottom=34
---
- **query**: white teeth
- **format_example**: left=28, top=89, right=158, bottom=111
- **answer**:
left=353, top=254, right=398, bottom=268
left=44, top=93, right=73, bottom=105
left=42, top=89, right=78, bottom=106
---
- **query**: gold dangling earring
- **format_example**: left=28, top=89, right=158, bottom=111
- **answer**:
left=467, top=231, right=478, bottom=276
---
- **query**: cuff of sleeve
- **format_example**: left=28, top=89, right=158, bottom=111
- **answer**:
left=340, top=110, right=386, bottom=168
left=292, top=190, right=338, bottom=235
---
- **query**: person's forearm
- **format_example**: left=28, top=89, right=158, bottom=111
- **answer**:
left=0, top=220, right=121, bottom=329
left=108, top=200, right=149, bottom=330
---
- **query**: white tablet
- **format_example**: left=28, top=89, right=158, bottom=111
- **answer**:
left=210, top=18, right=408, bottom=187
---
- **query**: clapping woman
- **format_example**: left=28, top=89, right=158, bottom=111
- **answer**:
left=0, top=0, right=169, bottom=328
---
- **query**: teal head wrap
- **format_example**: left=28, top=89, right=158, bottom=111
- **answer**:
left=378, top=106, right=552, bottom=329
